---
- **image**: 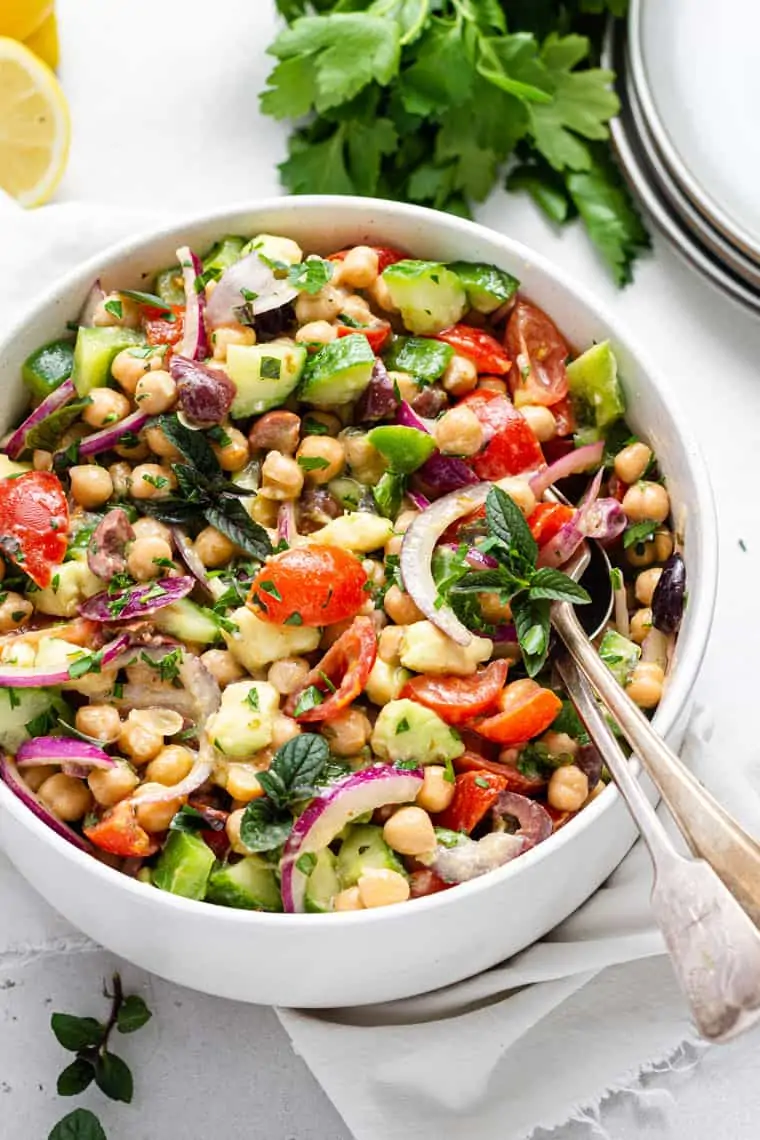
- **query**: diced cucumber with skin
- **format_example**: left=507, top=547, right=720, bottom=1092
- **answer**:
left=384, top=336, right=453, bottom=383
left=328, top=476, right=366, bottom=511
left=154, top=266, right=185, bottom=306
left=227, top=343, right=307, bottom=417
left=599, top=629, right=641, bottom=687
left=371, top=698, right=465, bottom=766
left=448, top=261, right=520, bottom=314
left=206, top=855, right=283, bottom=912
left=153, top=598, right=222, bottom=645
left=566, top=341, right=626, bottom=443
left=202, top=235, right=247, bottom=277
left=22, top=339, right=75, bottom=400
left=298, top=334, right=376, bottom=408
left=72, top=327, right=146, bottom=396
left=337, top=825, right=406, bottom=888
left=381, top=261, right=467, bottom=335
left=304, top=848, right=342, bottom=914
left=0, top=688, right=65, bottom=754
left=368, top=426, right=437, bottom=475
left=153, top=831, right=215, bottom=901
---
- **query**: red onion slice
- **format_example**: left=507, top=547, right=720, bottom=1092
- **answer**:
left=205, top=249, right=299, bottom=328
left=529, top=440, right=604, bottom=498
left=77, top=410, right=151, bottom=458
left=395, top=401, right=478, bottom=499
left=277, top=501, right=298, bottom=546
left=407, top=490, right=431, bottom=512
left=280, top=765, right=424, bottom=913
left=0, top=752, right=92, bottom=852
left=176, top=246, right=208, bottom=361
left=16, top=736, right=115, bottom=771
left=78, top=279, right=105, bottom=327
left=538, top=470, right=626, bottom=568
left=79, top=576, right=194, bottom=623
left=5, top=378, right=76, bottom=459
left=0, top=632, right=130, bottom=688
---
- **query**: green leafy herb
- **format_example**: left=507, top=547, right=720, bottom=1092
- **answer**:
left=239, top=733, right=329, bottom=851
left=261, top=355, right=282, bottom=380
left=303, top=415, right=329, bottom=436
left=245, top=687, right=260, bottom=711
left=622, top=518, right=657, bottom=549
left=298, top=455, right=330, bottom=471
left=287, top=257, right=334, bottom=294
left=48, top=1108, right=107, bottom=1140
left=395, top=716, right=410, bottom=734
left=24, top=399, right=92, bottom=453
left=67, top=651, right=103, bottom=680
left=239, top=796, right=294, bottom=853
left=296, top=852, right=318, bottom=875
left=120, top=288, right=174, bottom=314
left=293, top=685, right=324, bottom=717
left=169, top=805, right=211, bottom=834
left=284, top=611, right=303, bottom=626
left=103, top=299, right=123, bottom=320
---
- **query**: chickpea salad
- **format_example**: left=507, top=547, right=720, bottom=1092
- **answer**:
left=0, top=234, right=686, bottom=914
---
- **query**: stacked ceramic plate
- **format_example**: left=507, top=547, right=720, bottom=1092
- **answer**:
left=605, top=0, right=760, bottom=312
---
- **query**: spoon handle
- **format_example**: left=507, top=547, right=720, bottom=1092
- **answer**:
left=552, top=599, right=760, bottom=927
left=557, top=653, right=760, bottom=1043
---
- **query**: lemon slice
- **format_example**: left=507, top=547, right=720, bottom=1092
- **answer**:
left=0, top=37, right=70, bottom=207
left=25, top=11, right=59, bottom=70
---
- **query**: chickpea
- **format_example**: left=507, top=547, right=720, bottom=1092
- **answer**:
left=296, top=436, right=346, bottom=484
left=294, top=284, right=346, bottom=325
left=296, top=320, right=338, bottom=347
left=134, top=369, right=177, bottom=415
left=38, top=773, right=93, bottom=821
left=635, top=567, right=662, bottom=607
left=614, top=441, right=652, bottom=485
left=322, top=708, right=372, bottom=757
left=478, top=377, right=508, bottom=395
left=132, top=517, right=172, bottom=544
left=250, top=493, right=280, bottom=528
left=143, top=424, right=181, bottom=460
left=340, top=246, right=380, bottom=289
left=75, top=704, right=121, bottom=743
left=23, top=764, right=58, bottom=793
left=135, top=787, right=186, bottom=832
left=626, top=662, right=664, bottom=709
left=108, top=462, right=132, bottom=499
left=547, top=765, right=589, bottom=812
left=146, top=745, right=195, bottom=786
left=622, top=481, right=670, bottom=524
left=441, top=354, right=478, bottom=397
left=479, top=591, right=512, bottom=624
left=130, top=463, right=175, bottom=500
left=69, top=465, right=114, bottom=509
left=540, top=731, right=579, bottom=759
left=267, top=657, right=311, bottom=696
left=384, top=584, right=424, bottom=625
left=387, top=370, right=419, bottom=404
left=83, top=388, right=131, bottom=429
left=0, top=593, right=33, bottom=633
left=33, top=449, right=53, bottom=471
left=357, top=868, right=410, bottom=908
left=115, top=437, right=150, bottom=462
left=362, top=558, right=385, bottom=588
left=626, top=539, right=656, bottom=569
left=260, top=451, right=304, bottom=500
left=520, top=405, right=557, bottom=443
left=127, top=535, right=173, bottom=581
left=654, top=528, right=674, bottom=562
left=88, top=762, right=139, bottom=807
left=118, top=721, right=163, bottom=766
left=303, top=411, right=341, bottom=437
left=630, top=607, right=653, bottom=645
left=271, top=714, right=301, bottom=750
left=341, top=295, right=374, bottom=325
left=111, top=346, right=153, bottom=394
left=201, top=649, right=245, bottom=688
left=226, top=764, right=263, bottom=803
left=249, top=410, right=302, bottom=453
left=212, top=322, right=256, bottom=361
left=367, top=274, right=398, bottom=314
left=383, top=805, right=436, bottom=856
left=333, top=886, right=365, bottom=912
left=378, top=625, right=405, bottom=664
left=211, top=427, right=250, bottom=472
left=93, top=293, right=140, bottom=329
left=194, top=526, right=237, bottom=569
left=341, top=432, right=387, bottom=484
left=433, top=406, right=484, bottom=457
left=226, top=807, right=251, bottom=855
left=499, top=476, right=536, bottom=517
left=416, top=766, right=456, bottom=813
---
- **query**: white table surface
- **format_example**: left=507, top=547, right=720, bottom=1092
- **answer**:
left=3, top=1, right=760, bottom=1137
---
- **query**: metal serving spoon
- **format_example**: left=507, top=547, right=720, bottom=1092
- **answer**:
left=555, top=540, right=760, bottom=1042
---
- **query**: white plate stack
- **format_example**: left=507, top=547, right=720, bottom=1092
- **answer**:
left=606, top=0, right=760, bottom=312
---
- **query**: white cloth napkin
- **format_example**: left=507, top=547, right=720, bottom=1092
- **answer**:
left=1, top=200, right=759, bottom=1140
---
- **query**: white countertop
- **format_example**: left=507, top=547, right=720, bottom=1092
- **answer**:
left=3, top=1, right=760, bottom=1136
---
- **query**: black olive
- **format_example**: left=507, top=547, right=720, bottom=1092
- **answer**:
left=651, top=552, right=686, bottom=635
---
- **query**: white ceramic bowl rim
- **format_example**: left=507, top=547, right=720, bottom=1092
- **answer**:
left=0, top=196, right=718, bottom=931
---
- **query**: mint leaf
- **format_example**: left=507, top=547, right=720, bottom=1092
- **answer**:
left=48, top=1109, right=106, bottom=1140
left=94, top=1051, right=133, bottom=1104
left=528, top=567, right=591, bottom=604
left=56, top=1058, right=95, bottom=1097
left=116, top=994, right=152, bottom=1034
left=50, top=1014, right=104, bottom=1052
left=272, top=733, right=330, bottom=798
left=485, top=486, right=538, bottom=568
left=512, top=594, right=552, bottom=677
left=622, top=518, right=658, bottom=549
left=239, top=798, right=293, bottom=853
left=204, top=499, right=272, bottom=562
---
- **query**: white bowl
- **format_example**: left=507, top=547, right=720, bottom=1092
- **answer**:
left=0, top=197, right=717, bottom=1007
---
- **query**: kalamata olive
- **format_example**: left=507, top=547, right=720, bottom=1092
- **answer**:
left=575, top=743, right=603, bottom=791
left=298, top=488, right=342, bottom=534
left=412, top=384, right=448, bottom=418
left=253, top=300, right=296, bottom=341
left=248, top=410, right=301, bottom=455
left=170, top=355, right=235, bottom=426
left=493, top=790, right=553, bottom=849
left=651, top=552, right=686, bottom=634
left=87, top=508, right=135, bottom=579
left=355, top=359, right=399, bottom=423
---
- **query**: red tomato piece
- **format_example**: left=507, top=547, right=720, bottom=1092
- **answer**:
left=608, top=474, right=628, bottom=503
left=435, top=324, right=511, bottom=374
left=284, top=616, right=377, bottom=722
left=434, top=770, right=508, bottom=835
left=336, top=321, right=390, bottom=353
left=505, top=300, right=569, bottom=407
left=527, top=503, right=575, bottom=547
left=461, top=390, right=544, bottom=480
left=0, top=471, right=69, bottom=588
left=248, top=545, right=368, bottom=627
left=84, top=801, right=159, bottom=858
left=545, top=804, right=576, bottom=832
left=473, top=679, right=562, bottom=746
left=409, top=868, right=451, bottom=898
left=550, top=396, right=575, bottom=437
left=401, top=659, right=508, bottom=726
left=454, top=750, right=546, bottom=795
left=328, top=246, right=407, bottom=274
left=145, top=305, right=184, bottom=348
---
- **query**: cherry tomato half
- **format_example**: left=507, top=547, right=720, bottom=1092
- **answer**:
left=145, top=305, right=184, bottom=348
left=336, top=321, right=391, bottom=353
left=473, top=679, right=562, bottom=746
left=409, top=868, right=451, bottom=898
left=435, top=324, right=511, bottom=374
left=84, top=801, right=158, bottom=858
left=454, top=750, right=546, bottom=795
left=550, top=396, right=575, bottom=437
left=434, top=770, right=508, bottom=834
left=285, top=616, right=377, bottom=722
left=461, top=390, right=544, bottom=480
left=328, top=246, right=407, bottom=274
left=402, top=659, right=508, bottom=726
left=505, top=300, right=569, bottom=407
left=0, top=471, right=69, bottom=588
left=248, top=545, right=368, bottom=627
left=527, top=503, right=575, bottom=548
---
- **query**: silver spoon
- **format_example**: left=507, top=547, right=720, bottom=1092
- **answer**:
left=555, top=541, right=760, bottom=1041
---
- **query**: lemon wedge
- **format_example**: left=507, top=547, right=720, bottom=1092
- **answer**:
left=25, top=10, right=59, bottom=70
left=0, top=0, right=53, bottom=43
left=0, top=36, right=70, bottom=207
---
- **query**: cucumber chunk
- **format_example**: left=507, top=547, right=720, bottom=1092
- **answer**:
left=337, top=824, right=405, bottom=888
left=566, top=341, right=625, bottom=443
left=72, top=327, right=146, bottom=396
left=384, top=335, right=453, bottom=383
left=203, top=234, right=247, bottom=277
left=153, top=598, right=221, bottom=645
left=153, top=831, right=215, bottom=900
left=0, top=688, right=65, bottom=754
left=448, top=261, right=520, bottom=314
left=22, top=338, right=75, bottom=400
left=304, top=848, right=341, bottom=914
left=206, top=855, right=283, bottom=911
left=598, top=629, right=640, bottom=687
left=154, top=266, right=185, bottom=306
left=227, top=343, right=307, bottom=417
left=381, top=261, right=467, bottom=335
left=368, top=425, right=436, bottom=475
left=298, top=334, right=375, bottom=408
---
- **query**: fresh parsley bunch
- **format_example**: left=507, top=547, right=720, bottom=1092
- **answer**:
left=448, top=486, right=590, bottom=675
left=262, top=0, right=649, bottom=284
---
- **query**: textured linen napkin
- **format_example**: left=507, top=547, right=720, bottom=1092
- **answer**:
left=1, top=199, right=759, bottom=1140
